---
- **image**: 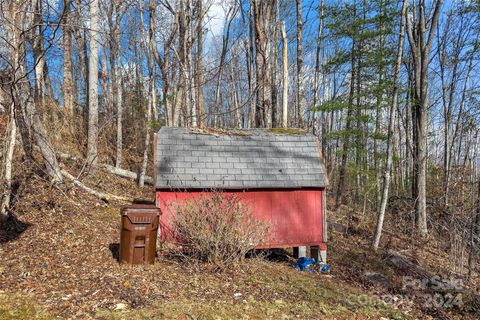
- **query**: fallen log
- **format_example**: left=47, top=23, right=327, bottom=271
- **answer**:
left=57, top=152, right=154, bottom=186
left=385, top=249, right=433, bottom=279
left=60, top=169, right=134, bottom=202
left=98, top=163, right=154, bottom=186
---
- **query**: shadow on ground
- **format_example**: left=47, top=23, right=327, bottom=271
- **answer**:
left=249, top=248, right=293, bottom=263
left=109, top=243, right=120, bottom=261
left=0, top=215, right=31, bottom=243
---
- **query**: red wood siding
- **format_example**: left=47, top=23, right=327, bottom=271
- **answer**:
left=155, top=189, right=326, bottom=250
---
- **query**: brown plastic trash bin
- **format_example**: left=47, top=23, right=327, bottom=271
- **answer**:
left=119, top=204, right=160, bottom=265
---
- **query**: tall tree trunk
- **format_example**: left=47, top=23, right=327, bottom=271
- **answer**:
left=186, top=1, right=196, bottom=127
left=4, top=0, right=63, bottom=185
left=295, top=0, right=304, bottom=127
left=195, top=0, right=205, bottom=128
left=312, top=0, right=325, bottom=135
left=87, top=0, right=100, bottom=166
left=246, top=0, right=256, bottom=128
left=335, top=3, right=357, bottom=210
left=100, top=45, right=110, bottom=116
left=115, top=39, right=123, bottom=169
left=281, top=21, right=288, bottom=128
left=150, top=0, right=178, bottom=127
left=0, top=102, right=16, bottom=221
left=175, top=0, right=187, bottom=127
left=140, top=67, right=154, bottom=187
left=270, top=0, right=279, bottom=128
left=405, top=0, right=443, bottom=237
left=33, top=0, right=45, bottom=103
left=139, top=0, right=157, bottom=187
left=63, top=0, right=74, bottom=117
left=444, top=33, right=479, bottom=206
left=468, top=179, right=480, bottom=280
left=228, top=60, right=241, bottom=128
left=253, top=0, right=272, bottom=128
left=107, top=3, right=121, bottom=168
left=373, top=0, right=407, bottom=250
left=213, top=4, right=238, bottom=127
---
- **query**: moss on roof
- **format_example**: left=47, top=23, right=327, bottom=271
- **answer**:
left=267, top=128, right=306, bottom=134
left=189, top=128, right=251, bottom=136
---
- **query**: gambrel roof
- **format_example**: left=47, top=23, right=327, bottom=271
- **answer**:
left=155, top=127, right=328, bottom=190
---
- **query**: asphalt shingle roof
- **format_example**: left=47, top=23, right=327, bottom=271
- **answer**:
left=155, top=127, right=328, bottom=189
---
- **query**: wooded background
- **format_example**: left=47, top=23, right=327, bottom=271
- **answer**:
left=0, top=0, right=479, bottom=264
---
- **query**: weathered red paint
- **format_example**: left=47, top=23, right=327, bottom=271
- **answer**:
left=155, top=189, right=327, bottom=251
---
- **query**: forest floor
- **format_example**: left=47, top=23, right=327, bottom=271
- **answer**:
left=0, top=159, right=479, bottom=319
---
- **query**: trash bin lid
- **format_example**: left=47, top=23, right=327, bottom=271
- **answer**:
left=121, top=204, right=160, bottom=215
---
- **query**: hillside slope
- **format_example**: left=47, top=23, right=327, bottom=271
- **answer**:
left=0, top=162, right=478, bottom=319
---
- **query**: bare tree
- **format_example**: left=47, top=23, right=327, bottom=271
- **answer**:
left=0, top=100, right=16, bottom=220
left=405, top=0, right=443, bottom=237
left=150, top=0, right=178, bottom=127
left=87, top=0, right=100, bottom=166
left=373, top=0, right=407, bottom=250
left=107, top=1, right=126, bottom=168
left=335, top=1, right=358, bottom=210
left=281, top=21, right=288, bottom=128
left=295, top=0, right=304, bottom=127
left=195, top=0, right=207, bottom=128
left=139, top=0, right=156, bottom=187
left=252, top=0, right=273, bottom=128
left=270, top=0, right=279, bottom=128
left=32, top=0, right=46, bottom=102
left=63, top=0, right=74, bottom=117
left=312, top=0, right=325, bottom=134
left=1, top=0, right=63, bottom=185
left=212, top=2, right=238, bottom=127
left=468, top=178, right=480, bottom=280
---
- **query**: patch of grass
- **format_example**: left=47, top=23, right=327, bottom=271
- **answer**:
left=96, top=263, right=410, bottom=320
left=97, top=294, right=408, bottom=320
left=0, top=292, right=52, bottom=320
left=267, top=128, right=306, bottom=134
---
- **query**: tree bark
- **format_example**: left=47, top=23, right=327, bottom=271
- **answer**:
left=139, top=0, right=155, bottom=187
left=405, top=0, right=443, bottom=237
left=295, top=0, right=304, bottom=127
left=87, top=0, right=100, bottom=166
left=312, top=0, right=325, bottom=134
left=33, top=0, right=46, bottom=103
left=0, top=102, right=16, bottom=221
left=107, top=2, right=123, bottom=169
left=467, top=179, right=480, bottom=280
left=3, top=0, right=63, bottom=185
left=281, top=21, right=288, bottom=128
left=115, top=54, right=123, bottom=168
left=239, top=1, right=256, bottom=128
left=150, top=1, right=178, bottom=127
left=63, top=0, right=74, bottom=117
left=335, top=3, right=357, bottom=210
left=252, top=0, right=273, bottom=128
left=195, top=0, right=206, bottom=128
left=270, top=0, right=279, bottom=128
left=247, top=1, right=255, bottom=128
left=373, top=0, right=407, bottom=250
left=213, top=4, right=238, bottom=127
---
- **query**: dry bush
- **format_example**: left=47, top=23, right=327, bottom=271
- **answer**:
left=173, top=191, right=269, bottom=269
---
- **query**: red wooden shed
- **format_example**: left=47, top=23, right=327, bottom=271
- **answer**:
left=154, top=127, right=329, bottom=261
